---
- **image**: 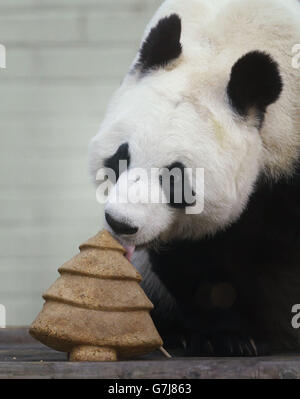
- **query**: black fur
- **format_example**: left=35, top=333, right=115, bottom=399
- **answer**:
left=104, top=143, right=130, bottom=181
left=138, top=14, right=182, bottom=72
left=159, top=162, right=196, bottom=209
left=149, top=165, right=300, bottom=356
left=227, top=51, right=283, bottom=117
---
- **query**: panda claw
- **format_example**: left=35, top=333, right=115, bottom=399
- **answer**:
left=186, top=332, right=269, bottom=357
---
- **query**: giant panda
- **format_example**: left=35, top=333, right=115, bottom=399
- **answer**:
left=88, top=0, right=300, bottom=356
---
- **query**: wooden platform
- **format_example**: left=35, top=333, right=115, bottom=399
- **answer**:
left=1, top=328, right=300, bottom=379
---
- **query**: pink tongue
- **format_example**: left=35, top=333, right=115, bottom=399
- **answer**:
left=125, top=245, right=136, bottom=262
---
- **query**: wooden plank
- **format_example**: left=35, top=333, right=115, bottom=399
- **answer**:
left=0, top=347, right=67, bottom=363
left=1, top=356, right=300, bottom=379
left=1, top=329, right=300, bottom=379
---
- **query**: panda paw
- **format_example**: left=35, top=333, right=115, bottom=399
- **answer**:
left=185, top=332, right=269, bottom=357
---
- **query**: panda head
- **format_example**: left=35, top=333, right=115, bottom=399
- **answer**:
left=89, top=14, right=283, bottom=255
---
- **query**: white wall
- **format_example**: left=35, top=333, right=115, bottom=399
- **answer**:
left=0, top=0, right=162, bottom=326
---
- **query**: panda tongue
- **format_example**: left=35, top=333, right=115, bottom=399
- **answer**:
left=124, top=245, right=136, bottom=262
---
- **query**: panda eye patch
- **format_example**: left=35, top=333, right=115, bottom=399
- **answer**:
left=104, top=143, right=130, bottom=181
left=160, top=162, right=196, bottom=209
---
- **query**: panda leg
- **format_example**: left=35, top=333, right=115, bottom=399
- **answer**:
left=132, top=249, right=186, bottom=349
left=182, top=307, right=270, bottom=357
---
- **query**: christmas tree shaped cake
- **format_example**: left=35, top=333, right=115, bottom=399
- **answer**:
left=30, top=230, right=163, bottom=361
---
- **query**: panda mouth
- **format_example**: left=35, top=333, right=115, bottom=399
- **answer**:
left=112, top=234, right=153, bottom=263
left=124, top=245, right=136, bottom=262
left=107, top=231, right=137, bottom=262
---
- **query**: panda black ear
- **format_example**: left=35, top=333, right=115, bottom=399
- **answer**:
left=227, top=51, right=283, bottom=116
left=138, top=14, right=182, bottom=72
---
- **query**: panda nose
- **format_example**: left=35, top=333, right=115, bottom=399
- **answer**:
left=105, top=212, right=138, bottom=236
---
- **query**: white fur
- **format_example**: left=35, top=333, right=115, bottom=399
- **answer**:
left=89, top=0, right=300, bottom=251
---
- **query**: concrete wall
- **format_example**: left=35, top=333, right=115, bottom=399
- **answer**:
left=0, top=0, right=162, bottom=325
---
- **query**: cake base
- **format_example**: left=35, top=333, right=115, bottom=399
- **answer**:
left=69, top=346, right=117, bottom=362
